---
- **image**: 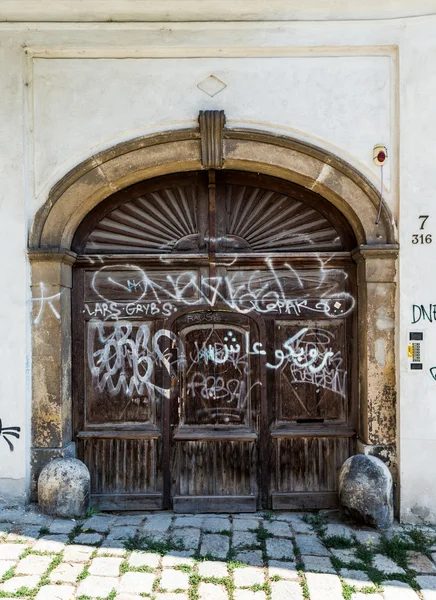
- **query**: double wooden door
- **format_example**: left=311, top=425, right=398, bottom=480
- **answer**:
left=72, top=170, right=357, bottom=511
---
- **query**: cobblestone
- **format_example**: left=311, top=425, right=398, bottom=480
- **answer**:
left=0, top=544, right=26, bottom=560
left=294, top=534, right=328, bottom=556
left=234, top=566, right=264, bottom=587
left=0, top=560, right=16, bottom=578
left=373, top=553, right=406, bottom=574
left=16, top=554, right=52, bottom=575
left=63, top=544, right=94, bottom=562
left=77, top=575, right=120, bottom=597
left=160, top=568, right=190, bottom=591
left=35, top=584, right=75, bottom=600
left=200, top=534, right=230, bottom=559
left=74, top=533, right=104, bottom=546
left=233, top=518, right=260, bottom=531
left=263, top=521, right=292, bottom=537
left=89, top=556, right=123, bottom=576
left=267, top=560, right=299, bottom=580
left=1, top=575, right=41, bottom=593
left=266, top=537, right=295, bottom=560
left=383, top=579, right=420, bottom=599
left=141, top=515, right=172, bottom=532
left=202, top=517, right=231, bottom=532
left=155, top=594, right=189, bottom=600
left=49, top=561, right=83, bottom=583
left=353, top=530, right=382, bottom=545
left=305, top=572, right=343, bottom=600
left=329, top=548, right=359, bottom=563
left=106, top=526, right=138, bottom=540
left=407, top=551, right=436, bottom=573
left=119, top=572, right=155, bottom=594
left=270, top=580, right=304, bottom=600
left=0, top=507, right=434, bottom=600
left=83, top=515, right=117, bottom=532
left=233, top=531, right=258, bottom=548
left=130, top=551, right=160, bottom=568
left=339, top=569, right=372, bottom=588
left=303, top=555, right=335, bottom=573
left=48, top=520, right=77, bottom=535
left=161, top=552, right=194, bottom=567
left=172, top=527, right=201, bottom=549
left=234, top=591, right=266, bottom=600
left=324, top=524, right=354, bottom=540
left=198, top=582, right=228, bottom=600
left=198, top=560, right=228, bottom=577
left=235, top=550, right=263, bottom=566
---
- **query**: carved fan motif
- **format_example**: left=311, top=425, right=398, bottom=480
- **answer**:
left=84, top=179, right=343, bottom=253
left=222, top=184, right=342, bottom=252
left=85, top=184, right=203, bottom=254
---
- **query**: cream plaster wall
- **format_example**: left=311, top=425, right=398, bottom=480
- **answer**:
left=0, top=13, right=433, bottom=521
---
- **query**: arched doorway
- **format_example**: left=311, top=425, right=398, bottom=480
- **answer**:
left=71, top=170, right=358, bottom=511
left=28, top=117, right=398, bottom=511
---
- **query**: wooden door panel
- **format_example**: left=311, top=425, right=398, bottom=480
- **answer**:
left=270, top=435, right=356, bottom=509
left=173, top=440, right=257, bottom=496
left=171, top=311, right=264, bottom=512
left=85, top=320, right=161, bottom=425
left=274, top=319, right=347, bottom=423
left=80, top=436, right=163, bottom=510
left=180, top=324, right=255, bottom=426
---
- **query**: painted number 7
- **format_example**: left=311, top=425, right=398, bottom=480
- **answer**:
left=419, top=215, right=429, bottom=230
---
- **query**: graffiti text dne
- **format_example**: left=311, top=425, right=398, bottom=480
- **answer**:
left=412, top=304, right=436, bottom=324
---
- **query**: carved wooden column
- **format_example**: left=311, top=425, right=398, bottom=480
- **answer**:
left=353, top=245, right=398, bottom=472
left=199, top=110, right=225, bottom=168
left=28, top=249, right=77, bottom=497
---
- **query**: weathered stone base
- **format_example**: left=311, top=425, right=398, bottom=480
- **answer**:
left=30, top=443, right=76, bottom=501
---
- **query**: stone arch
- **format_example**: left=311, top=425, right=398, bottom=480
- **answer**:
left=30, top=128, right=395, bottom=251
left=28, top=123, right=398, bottom=501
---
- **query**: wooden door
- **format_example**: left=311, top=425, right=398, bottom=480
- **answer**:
left=169, top=310, right=266, bottom=512
left=72, top=170, right=357, bottom=511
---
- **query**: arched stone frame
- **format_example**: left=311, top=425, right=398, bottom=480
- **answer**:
left=28, top=125, right=399, bottom=500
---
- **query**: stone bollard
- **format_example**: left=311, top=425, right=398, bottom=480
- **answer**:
left=339, top=454, right=394, bottom=530
left=38, top=458, right=90, bottom=518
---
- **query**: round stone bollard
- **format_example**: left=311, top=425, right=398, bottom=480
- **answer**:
left=339, top=454, right=394, bottom=531
left=38, top=458, right=90, bottom=518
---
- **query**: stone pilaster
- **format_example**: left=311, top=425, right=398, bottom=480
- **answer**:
left=28, top=249, right=77, bottom=497
left=353, top=245, right=398, bottom=467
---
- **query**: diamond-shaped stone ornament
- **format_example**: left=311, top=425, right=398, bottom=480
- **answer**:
left=197, top=75, right=227, bottom=97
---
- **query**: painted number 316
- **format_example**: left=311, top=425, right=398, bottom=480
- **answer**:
left=412, top=216, right=432, bottom=244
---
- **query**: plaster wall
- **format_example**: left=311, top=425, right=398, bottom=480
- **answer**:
left=0, top=13, right=433, bottom=521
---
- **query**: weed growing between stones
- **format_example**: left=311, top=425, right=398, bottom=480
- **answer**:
left=68, top=523, right=83, bottom=542
left=324, top=535, right=354, bottom=549
left=174, top=564, right=193, bottom=573
left=119, top=561, right=153, bottom=574
left=123, top=535, right=184, bottom=554
left=0, top=566, right=15, bottom=583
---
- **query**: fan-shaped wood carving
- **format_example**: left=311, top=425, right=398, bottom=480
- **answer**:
left=221, top=184, right=342, bottom=252
left=85, top=184, right=204, bottom=254
left=84, top=179, right=343, bottom=254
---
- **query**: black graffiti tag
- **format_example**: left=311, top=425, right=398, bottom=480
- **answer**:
left=0, top=420, right=21, bottom=451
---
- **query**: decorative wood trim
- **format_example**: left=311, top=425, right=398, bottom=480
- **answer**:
left=199, top=110, right=226, bottom=168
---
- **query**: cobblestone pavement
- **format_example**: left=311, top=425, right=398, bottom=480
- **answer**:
left=1, top=507, right=436, bottom=600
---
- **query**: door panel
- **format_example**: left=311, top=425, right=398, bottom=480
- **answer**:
left=170, top=310, right=264, bottom=512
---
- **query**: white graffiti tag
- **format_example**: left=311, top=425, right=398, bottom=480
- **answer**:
left=87, top=321, right=182, bottom=399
